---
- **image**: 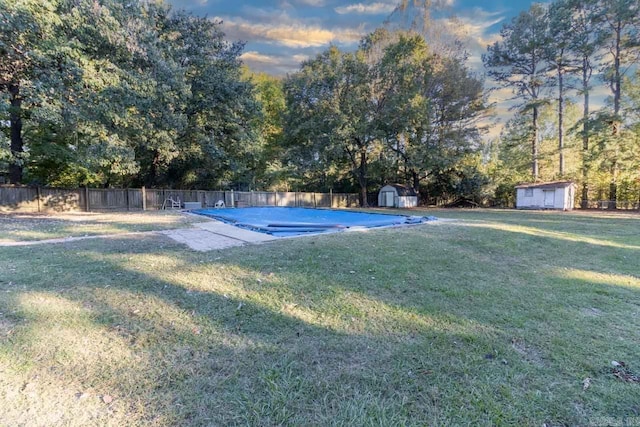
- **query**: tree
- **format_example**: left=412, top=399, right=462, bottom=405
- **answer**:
left=376, top=31, right=485, bottom=196
left=483, top=4, right=550, bottom=180
left=244, top=70, right=287, bottom=189
left=565, top=0, right=603, bottom=207
left=596, top=0, right=640, bottom=208
left=159, top=10, right=259, bottom=189
left=1, top=0, right=260, bottom=189
left=284, top=46, right=382, bottom=206
left=0, top=0, right=63, bottom=183
left=545, top=0, right=579, bottom=177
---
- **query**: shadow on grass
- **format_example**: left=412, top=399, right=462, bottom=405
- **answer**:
left=0, top=237, right=509, bottom=425
left=0, top=211, right=199, bottom=242
left=1, top=211, right=640, bottom=425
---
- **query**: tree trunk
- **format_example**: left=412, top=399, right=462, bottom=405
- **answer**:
left=358, top=149, right=368, bottom=207
left=147, top=149, right=161, bottom=187
left=8, top=84, right=24, bottom=184
left=558, top=67, right=565, bottom=177
left=532, top=106, right=539, bottom=180
left=608, top=19, right=622, bottom=210
left=411, top=170, right=420, bottom=195
left=581, top=56, right=590, bottom=209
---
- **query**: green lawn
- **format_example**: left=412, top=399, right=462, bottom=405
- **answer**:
left=0, top=211, right=204, bottom=242
left=1, top=209, right=639, bottom=425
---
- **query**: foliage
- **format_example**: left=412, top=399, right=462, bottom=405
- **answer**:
left=0, top=0, right=259, bottom=189
left=483, top=4, right=550, bottom=180
left=484, top=0, right=640, bottom=207
left=283, top=29, right=486, bottom=205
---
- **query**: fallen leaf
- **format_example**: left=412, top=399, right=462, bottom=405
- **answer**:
left=583, top=377, right=591, bottom=390
left=102, top=394, right=113, bottom=404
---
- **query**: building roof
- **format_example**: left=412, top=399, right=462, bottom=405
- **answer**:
left=382, top=184, right=417, bottom=196
left=515, top=181, right=576, bottom=190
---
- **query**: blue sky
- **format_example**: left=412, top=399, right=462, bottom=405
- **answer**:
left=166, top=0, right=551, bottom=137
left=168, top=0, right=537, bottom=76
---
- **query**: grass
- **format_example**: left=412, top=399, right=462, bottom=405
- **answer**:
left=0, top=209, right=639, bottom=425
left=0, top=211, right=204, bottom=242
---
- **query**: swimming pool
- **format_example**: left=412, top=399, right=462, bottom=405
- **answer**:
left=193, top=207, right=432, bottom=237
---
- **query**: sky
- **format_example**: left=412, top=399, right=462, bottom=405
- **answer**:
left=165, top=0, right=543, bottom=138
left=167, top=0, right=537, bottom=76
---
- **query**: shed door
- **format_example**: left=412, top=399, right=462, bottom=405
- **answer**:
left=386, top=191, right=395, bottom=206
left=543, top=190, right=555, bottom=207
left=381, top=191, right=394, bottom=207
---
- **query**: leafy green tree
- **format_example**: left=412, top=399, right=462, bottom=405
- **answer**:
left=545, top=0, right=579, bottom=177
left=284, top=46, right=382, bottom=205
left=0, top=0, right=64, bottom=183
left=244, top=70, right=287, bottom=189
left=596, top=0, right=640, bottom=207
left=375, top=31, right=485, bottom=196
left=564, top=0, right=604, bottom=207
left=483, top=4, right=550, bottom=180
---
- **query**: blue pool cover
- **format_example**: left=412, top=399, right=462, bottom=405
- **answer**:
left=193, top=207, right=434, bottom=237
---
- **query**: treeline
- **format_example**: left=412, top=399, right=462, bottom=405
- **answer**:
left=1, top=0, right=259, bottom=189
left=2, top=0, right=639, bottom=208
left=281, top=29, right=487, bottom=206
left=484, top=0, right=640, bottom=208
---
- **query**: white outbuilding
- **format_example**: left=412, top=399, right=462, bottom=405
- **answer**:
left=515, top=181, right=577, bottom=210
left=378, top=184, right=418, bottom=208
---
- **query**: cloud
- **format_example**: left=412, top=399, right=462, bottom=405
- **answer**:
left=240, top=51, right=281, bottom=65
left=441, top=8, right=505, bottom=51
left=296, top=0, right=326, bottom=6
left=335, top=2, right=396, bottom=15
left=218, top=15, right=364, bottom=48
left=240, top=51, right=310, bottom=75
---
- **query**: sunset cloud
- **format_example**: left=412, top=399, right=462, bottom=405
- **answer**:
left=218, top=16, right=364, bottom=48
left=240, top=51, right=311, bottom=75
left=335, top=2, right=396, bottom=15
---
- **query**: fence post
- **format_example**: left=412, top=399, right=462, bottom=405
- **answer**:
left=126, top=188, right=130, bottom=211
left=84, top=187, right=90, bottom=212
left=230, top=189, right=235, bottom=207
left=274, top=191, right=278, bottom=207
left=36, top=186, right=41, bottom=213
left=141, top=186, right=146, bottom=211
left=313, top=192, right=317, bottom=208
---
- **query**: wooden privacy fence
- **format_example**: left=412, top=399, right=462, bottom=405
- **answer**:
left=0, top=186, right=359, bottom=213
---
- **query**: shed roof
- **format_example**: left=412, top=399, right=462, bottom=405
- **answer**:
left=383, top=184, right=417, bottom=196
left=515, top=181, right=576, bottom=190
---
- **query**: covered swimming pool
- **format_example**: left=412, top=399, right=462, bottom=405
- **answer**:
left=193, top=207, right=433, bottom=237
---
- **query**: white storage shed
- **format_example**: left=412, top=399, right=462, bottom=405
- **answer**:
left=378, top=184, right=418, bottom=208
left=515, top=181, right=577, bottom=210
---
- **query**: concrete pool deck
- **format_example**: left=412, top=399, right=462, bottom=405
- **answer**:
left=160, top=219, right=278, bottom=251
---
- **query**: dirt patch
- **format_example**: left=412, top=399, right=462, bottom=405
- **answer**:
left=511, top=338, right=545, bottom=367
